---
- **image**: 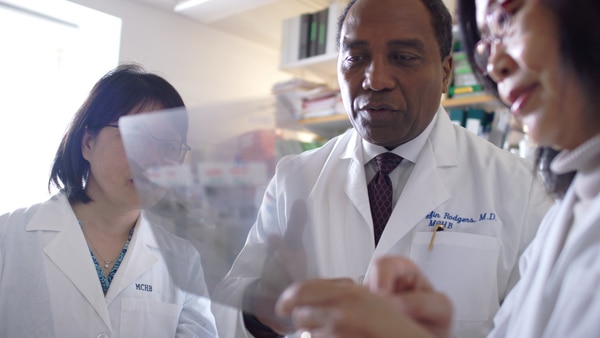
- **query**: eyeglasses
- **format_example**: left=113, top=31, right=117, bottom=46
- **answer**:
left=106, top=124, right=191, bottom=163
left=473, top=2, right=513, bottom=76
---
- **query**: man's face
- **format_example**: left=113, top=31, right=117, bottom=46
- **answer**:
left=338, top=0, right=452, bottom=149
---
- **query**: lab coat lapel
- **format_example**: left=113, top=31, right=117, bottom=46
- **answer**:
left=508, top=189, right=574, bottom=336
left=343, top=132, right=373, bottom=229
left=31, top=195, right=111, bottom=328
left=105, top=217, right=158, bottom=304
left=375, top=112, right=454, bottom=255
left=550, top=191, right=600, bottom=282
left=537, top=190, right=576, bottom=272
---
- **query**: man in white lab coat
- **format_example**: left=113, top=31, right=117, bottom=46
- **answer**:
left=213, top=0, right=553, bottom=337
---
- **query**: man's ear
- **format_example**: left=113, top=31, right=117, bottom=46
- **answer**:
left=441, top=54, right=453, bottom=94
left=81, top=128, right=95, bottom=161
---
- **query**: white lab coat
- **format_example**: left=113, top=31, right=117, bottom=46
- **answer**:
left=214, top=109, right=552, bottom=338
left=489, top=141, right=600, bottom=337
left=0, top=193, right=217, bottom=338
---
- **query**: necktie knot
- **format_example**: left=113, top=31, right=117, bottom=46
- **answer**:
left=374, top=152, right=403, bottom=176
left=368, top=152, right=403, bottom=246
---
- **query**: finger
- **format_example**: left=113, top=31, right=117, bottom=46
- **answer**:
left=292, top=310, right=366, bottom=338
left=288, top=302, right=369, bottom=336
left=368, top=256, right=433, bottom=294
left=265, top=233, right=307, bottom=283
left=276, top=279, right=356, bottom=315
left=284, top=199, right=308, bottom=245
left=266, top=199, right=308, bottom=251
left=396, top=292, right=452, bottom=323
left=275, top=279, right=356, bottom=317
left=267, top=233, right=285, bottom=252
left=291, top=306, right=326, bottom=330
left=287, top=291, right=437, bottom=338
left=266, top=235, right=297, bottom=270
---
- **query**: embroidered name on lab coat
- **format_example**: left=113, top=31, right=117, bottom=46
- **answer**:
left=135, top=283, right=153, bottom=292
left=425, top=210, right=497, bottom=229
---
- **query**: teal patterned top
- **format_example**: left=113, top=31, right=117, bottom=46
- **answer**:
left=81, top=223, right=135, bottom=295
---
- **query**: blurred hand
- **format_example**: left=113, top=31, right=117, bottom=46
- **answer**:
left=275, top=278, right=442, bottom=338
left=244, top=199, right=308, bottom=336
left=274, top=256, right=453, bottom=338
left=367, top=256, right=453, bottom=338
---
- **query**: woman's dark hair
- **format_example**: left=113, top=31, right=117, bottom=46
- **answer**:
left=457, top=0, right=600, bottom=198
left=49, top=63, right=187, bottom=203
left=337, top=0, right=454, bottom=60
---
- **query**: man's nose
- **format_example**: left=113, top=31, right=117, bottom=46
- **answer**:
left=362, top=57, right=396, bottom=91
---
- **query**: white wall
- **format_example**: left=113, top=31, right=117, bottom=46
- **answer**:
left=66, top=0, right=459, bottom=107
left=68, top=0, right=292, bottom=108
left=0, top=0, right=122, bottom=214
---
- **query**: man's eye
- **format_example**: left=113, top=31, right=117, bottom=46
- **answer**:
left=392, top=54, right=419, bottom=64
left=341, top=54, right=368, bottom=70
left=346, top=54, right=365, bottom=63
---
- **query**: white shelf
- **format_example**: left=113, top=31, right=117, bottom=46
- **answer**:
left=299, top=113, right=351, bottom=139
left=442, top=94, right=499, bottom=109
left=280, top=52, right=337, bottom=79
left=294, top=94, right=501, bottom=138
left=278, top=1, right=342, bottom=85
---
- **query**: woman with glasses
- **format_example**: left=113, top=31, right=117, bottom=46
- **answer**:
left=0, top=64, right=217, bottom=337
left=274, top=0, right=600, bottom=337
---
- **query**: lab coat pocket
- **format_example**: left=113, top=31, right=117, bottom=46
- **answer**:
left=409, top=232, right=500, bottom=322
left=120, top=298, right=182, bottom=337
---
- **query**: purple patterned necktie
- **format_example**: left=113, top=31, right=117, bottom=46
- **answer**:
left=368, top=152, right=403, bottom=246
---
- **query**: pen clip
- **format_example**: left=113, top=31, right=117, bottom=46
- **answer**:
left=428, top=223, right=445, bottom=251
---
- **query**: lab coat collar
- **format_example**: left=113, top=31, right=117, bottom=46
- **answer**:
left=28, top=193, right=113, bottom=329
left=341, top=126, right=362, bottom=162
left=105, top=213, right=159, bottom=304
left=25, top=194, right=74, bottom=231
left=427, top=107, right=458, bottom=167
left=342, top=131, right=372, bottom=227
left=342, top=107, right=457, bottom=167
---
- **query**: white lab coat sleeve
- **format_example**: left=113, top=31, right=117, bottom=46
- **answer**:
left=491, top=225, right=600, bottom=338
left=545, top=244, right=600, bottom=337
left=176, top=247, right=218, bottom=337
left=489, top=204, right=558, bottom=338
left=503, top=172, right=554, bottom=297
left=489, top=237, right=538, bottom=338
left=0, top=213, right=5, bottom=276
left=212, top=173, right=285, bottom=337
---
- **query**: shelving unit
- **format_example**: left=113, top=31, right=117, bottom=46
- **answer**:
left=280, top=53, right=337, bottom=86
left=442, top=94, right=498, bottom=108
left=278, top=0, right=342, bottom=87
left=298, top=113, right=349, bottom=139
left=295, top=93, right=500, bottom=138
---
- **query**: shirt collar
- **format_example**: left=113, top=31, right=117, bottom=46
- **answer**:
left=361, top=109, right=439, bottom=164
left=551, top=133, right=600, bottom=175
